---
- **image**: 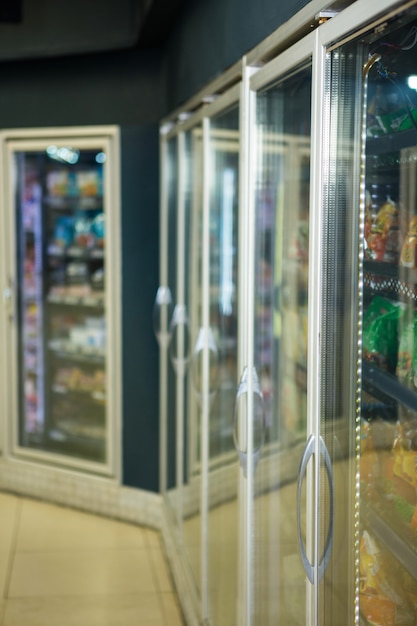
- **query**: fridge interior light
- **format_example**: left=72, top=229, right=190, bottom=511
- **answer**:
left=46, top=145, right=79, bottom=164
left=407, top=74, right=417, bottom=90
left=95, top=152, right=106, bottom=164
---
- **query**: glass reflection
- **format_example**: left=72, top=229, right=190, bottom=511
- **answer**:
left=252, top=64, right=312, bottom=625
left=15, top=148, right=108, bottom=464
left=207, top=104, right=240, bottom=625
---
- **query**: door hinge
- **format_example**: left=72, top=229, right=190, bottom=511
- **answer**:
left=315, top=10, right=339, bottom=26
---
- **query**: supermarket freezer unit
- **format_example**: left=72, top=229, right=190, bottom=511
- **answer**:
left=0, top=127, right=121, bottom=477
left=156, top=1, right=417, bottom=624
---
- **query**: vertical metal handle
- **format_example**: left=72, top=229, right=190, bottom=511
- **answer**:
left=233, top=366, right=265, bottom=477
left=318, top=436, right=334, bottom=582
left=169, top=304, right=190, bottom=376
left=152, top=285, right=173, bottom=348
left=297, top=434, right=334, bottom=585
left=297, top=434, right=315, bottom=584
left=191, top=327, right=219, bottom=400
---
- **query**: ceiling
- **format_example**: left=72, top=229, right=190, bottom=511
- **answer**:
left=0, top=0, right=186, bottom=61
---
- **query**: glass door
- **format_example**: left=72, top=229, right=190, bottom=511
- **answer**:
left=3, top=129, right=120, bottom=476
left=166, top=136, right=179, bottom=516
left=182, top=87, right=241, bottom=625
left=248, top=43, right=315, bottom=625
left=311, top=3, right=417, bottom=625
left=206, top=101, right=240, bottom=625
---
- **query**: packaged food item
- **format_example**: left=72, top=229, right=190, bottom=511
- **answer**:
left=362, top=296, right=403, bottom=373
left=376, top=107, right=417, bottom=135
left=91, top=268, right=104, bottom=291
left=364, top=189, right=373, bottom=244
left=66, top=261, right=89, bottom=285
left=73, top=212, right=93, bottom=248
left=400, top=215, right=417, bottom=268
left=392, top=420, right=417, bottom=505
left=46, top=170, right=69, bottom=196
left=360, top=530, right=415, bottom=625
left=77, top=170, right=99, bottom=196
left=53, top=216, right=73, bottom=248
left=396, top=314, right=417, bottom=387
left=367, top=197, right=399, bottom=262
left=92, top=212, right=105, bottom=246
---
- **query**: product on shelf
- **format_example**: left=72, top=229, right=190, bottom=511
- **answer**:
left=91, top=267, right=105, bottom=291
left=364, top=190, right=373, bottom=244
left=366, top=197, right=399, bottom=263
left=366, top=80, right=417, bottom=138
left=53, top=366, right=105, bottom=395
left=391, top=419, right=417, bottom=506
left=360, top=418, right=397, bottom=492
left=46, top=170, right=70, bottom=196
left=76, top=170, right=101, bottom=196
left=362, top=296, right=403, bottom=373
left=53, top=216, right=74, bottom=249
left=396, top=313, right=417, bottom=387
left=400, top=215, right=417, bottom=268
left=92, top=213, right=105, bottom=247
left=74, top=212, right=94, bottom=248
left=359, top=530, right=416, bottom=625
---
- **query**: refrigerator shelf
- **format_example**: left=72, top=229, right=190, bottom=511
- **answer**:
left=48, top=340, right=105, bottom=363
left=364, top=261, right=417, bottom=302
left=47, top=428, right=106, bottom=450
left=45, top=196, right=103, bottom=210
left=47, top=244, right=104, bottom=260
left=362, top=500, right=417, bottom=580
left=47, top=292, right=105, bottom=308
left=362, top=361, right=417, bottom=415
left=52, top=384, right=105, bottom=403
left=366, top=127, right=417, bottom=157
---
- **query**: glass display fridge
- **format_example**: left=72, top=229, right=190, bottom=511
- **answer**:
left=248, top=3, right=417, bottom=622
left=158, top=1, right=417, bottom=624
left=1, top=127, right=121, bottom=476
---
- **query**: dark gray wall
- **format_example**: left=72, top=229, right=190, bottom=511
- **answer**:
left=0, top=48, right=163, bottom=128
left=163, top=0, right=310, bottom=112
left=121, top=125, right=160, bottom=492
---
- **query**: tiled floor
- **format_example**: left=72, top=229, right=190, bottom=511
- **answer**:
left=0, top=491, right=184, bottom=625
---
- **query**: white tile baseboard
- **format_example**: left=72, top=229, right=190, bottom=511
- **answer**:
left=0, top=456, right=162, bottom=529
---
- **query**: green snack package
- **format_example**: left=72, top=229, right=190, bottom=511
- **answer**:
left=363, top=296, right=403, bottom=373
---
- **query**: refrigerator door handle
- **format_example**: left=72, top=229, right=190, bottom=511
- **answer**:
left=318, top=435, right=334, bottom=582
left=297, top=435, right=335, bottom=585
left=168, top=303, right=190, bottom=376
left=297, top=434, right=315, bottom=584
left=191, top=327, right=219, bottom=402
left=233, top=366, right=265, bottom=477
left=152, top=285, right=173, bottom=348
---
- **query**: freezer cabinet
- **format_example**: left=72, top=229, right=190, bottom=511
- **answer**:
left=1, top=128, right=121, bottom=476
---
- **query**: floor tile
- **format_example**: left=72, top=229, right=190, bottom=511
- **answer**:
left=2, top=594, right=166, bottom=626
left=16, top=499, right=147, bottom=552
left=0, top=493, right=19, bottom=553
left=149, top=548, right=174, bottom=593
left=0, top=552, right=11, bottom=598
left=0, top=600, right=6, bottom=624
left=160, top=592, right=184, bottom=626
left=144, top=527, right=163, bottom=550
left=8, top=548, right=157, bottom=598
